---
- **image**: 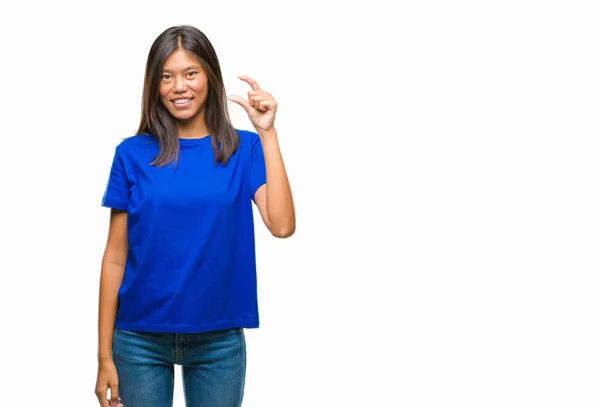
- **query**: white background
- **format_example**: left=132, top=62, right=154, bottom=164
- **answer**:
left=0, top=0, right=598, bottom=406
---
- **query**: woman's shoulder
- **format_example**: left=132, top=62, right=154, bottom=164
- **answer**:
left=115, top=133, right=157, bottom=153
left=234, top=128, right=260, bottom=146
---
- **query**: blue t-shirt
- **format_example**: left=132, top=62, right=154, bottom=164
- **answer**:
left=101, top=129, right=266, bottom=333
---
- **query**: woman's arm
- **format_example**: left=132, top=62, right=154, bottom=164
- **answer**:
left=98, top=209, right=128, bottom=361
left=227, top=75, right=295, bottom=238
left=254, top=128, right=295, bottom=238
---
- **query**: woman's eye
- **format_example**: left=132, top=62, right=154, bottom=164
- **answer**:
left=161, top=74, right=171, bottom=80
left=187, top=71, right=197, bottom=77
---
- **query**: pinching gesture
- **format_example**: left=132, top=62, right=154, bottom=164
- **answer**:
left=228, top=75, right=277, bottom=133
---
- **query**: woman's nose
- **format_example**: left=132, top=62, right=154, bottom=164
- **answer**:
left=173, top=77, right=187, bottom=92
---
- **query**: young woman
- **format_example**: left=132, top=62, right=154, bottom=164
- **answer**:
left=94, top=25, right=295, bottom=407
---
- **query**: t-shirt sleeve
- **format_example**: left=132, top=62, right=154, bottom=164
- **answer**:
left=249, top=131, right=267, bottom=200
left=101, top=149, right=129, bottom=210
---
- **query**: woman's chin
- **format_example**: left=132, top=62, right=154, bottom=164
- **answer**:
left=172, top=111, right=197, bottom=121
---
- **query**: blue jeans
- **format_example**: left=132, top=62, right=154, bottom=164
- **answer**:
left=112, top=327, right=246, bottom=407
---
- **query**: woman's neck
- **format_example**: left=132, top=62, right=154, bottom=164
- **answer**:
left=176, top=111, right=210, bottom=139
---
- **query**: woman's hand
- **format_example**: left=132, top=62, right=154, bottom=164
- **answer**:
left=228, top=75, right=278, bottom=133
left=95, top=358, right=123, bottom=407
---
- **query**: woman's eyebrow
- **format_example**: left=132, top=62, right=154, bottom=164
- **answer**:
left=162, top=65, right=201, bottom=73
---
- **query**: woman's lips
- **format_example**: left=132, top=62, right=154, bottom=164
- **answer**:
left=172, top=98, right=193, bottom=108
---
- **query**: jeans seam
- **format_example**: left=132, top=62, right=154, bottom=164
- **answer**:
left=240, top=328, right=246, bottom=407
left=174, top=334, right=180, bottom=365
left=171, top=367, right=175, bottom=407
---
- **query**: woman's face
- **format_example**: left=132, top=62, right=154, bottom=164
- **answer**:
left=159, top=49, right=209, bottom=122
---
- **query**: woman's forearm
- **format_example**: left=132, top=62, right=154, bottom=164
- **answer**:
left=258, top=128, right=295, bottom=236
left=98, top=259, right=125, bottom=361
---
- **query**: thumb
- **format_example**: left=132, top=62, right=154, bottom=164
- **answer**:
left=107, top=397, right=122, bottom=407
left=227, top=95, right=251, bottom=112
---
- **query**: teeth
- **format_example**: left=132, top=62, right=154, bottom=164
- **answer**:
left=174, top=99, right=190, bottom=104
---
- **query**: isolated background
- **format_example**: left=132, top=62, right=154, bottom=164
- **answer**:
left=0, top=0, right=598, bottom=406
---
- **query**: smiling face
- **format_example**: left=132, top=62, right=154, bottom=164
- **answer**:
left=159, top=48, right=209, bottom=123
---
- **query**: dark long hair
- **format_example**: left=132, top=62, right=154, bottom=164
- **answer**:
left=137, top=25, right=239, bottom=166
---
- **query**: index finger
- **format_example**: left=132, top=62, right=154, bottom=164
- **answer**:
left=238, top=75, right=262, bottom=91
left=95, top=390, right=109, bottom=407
